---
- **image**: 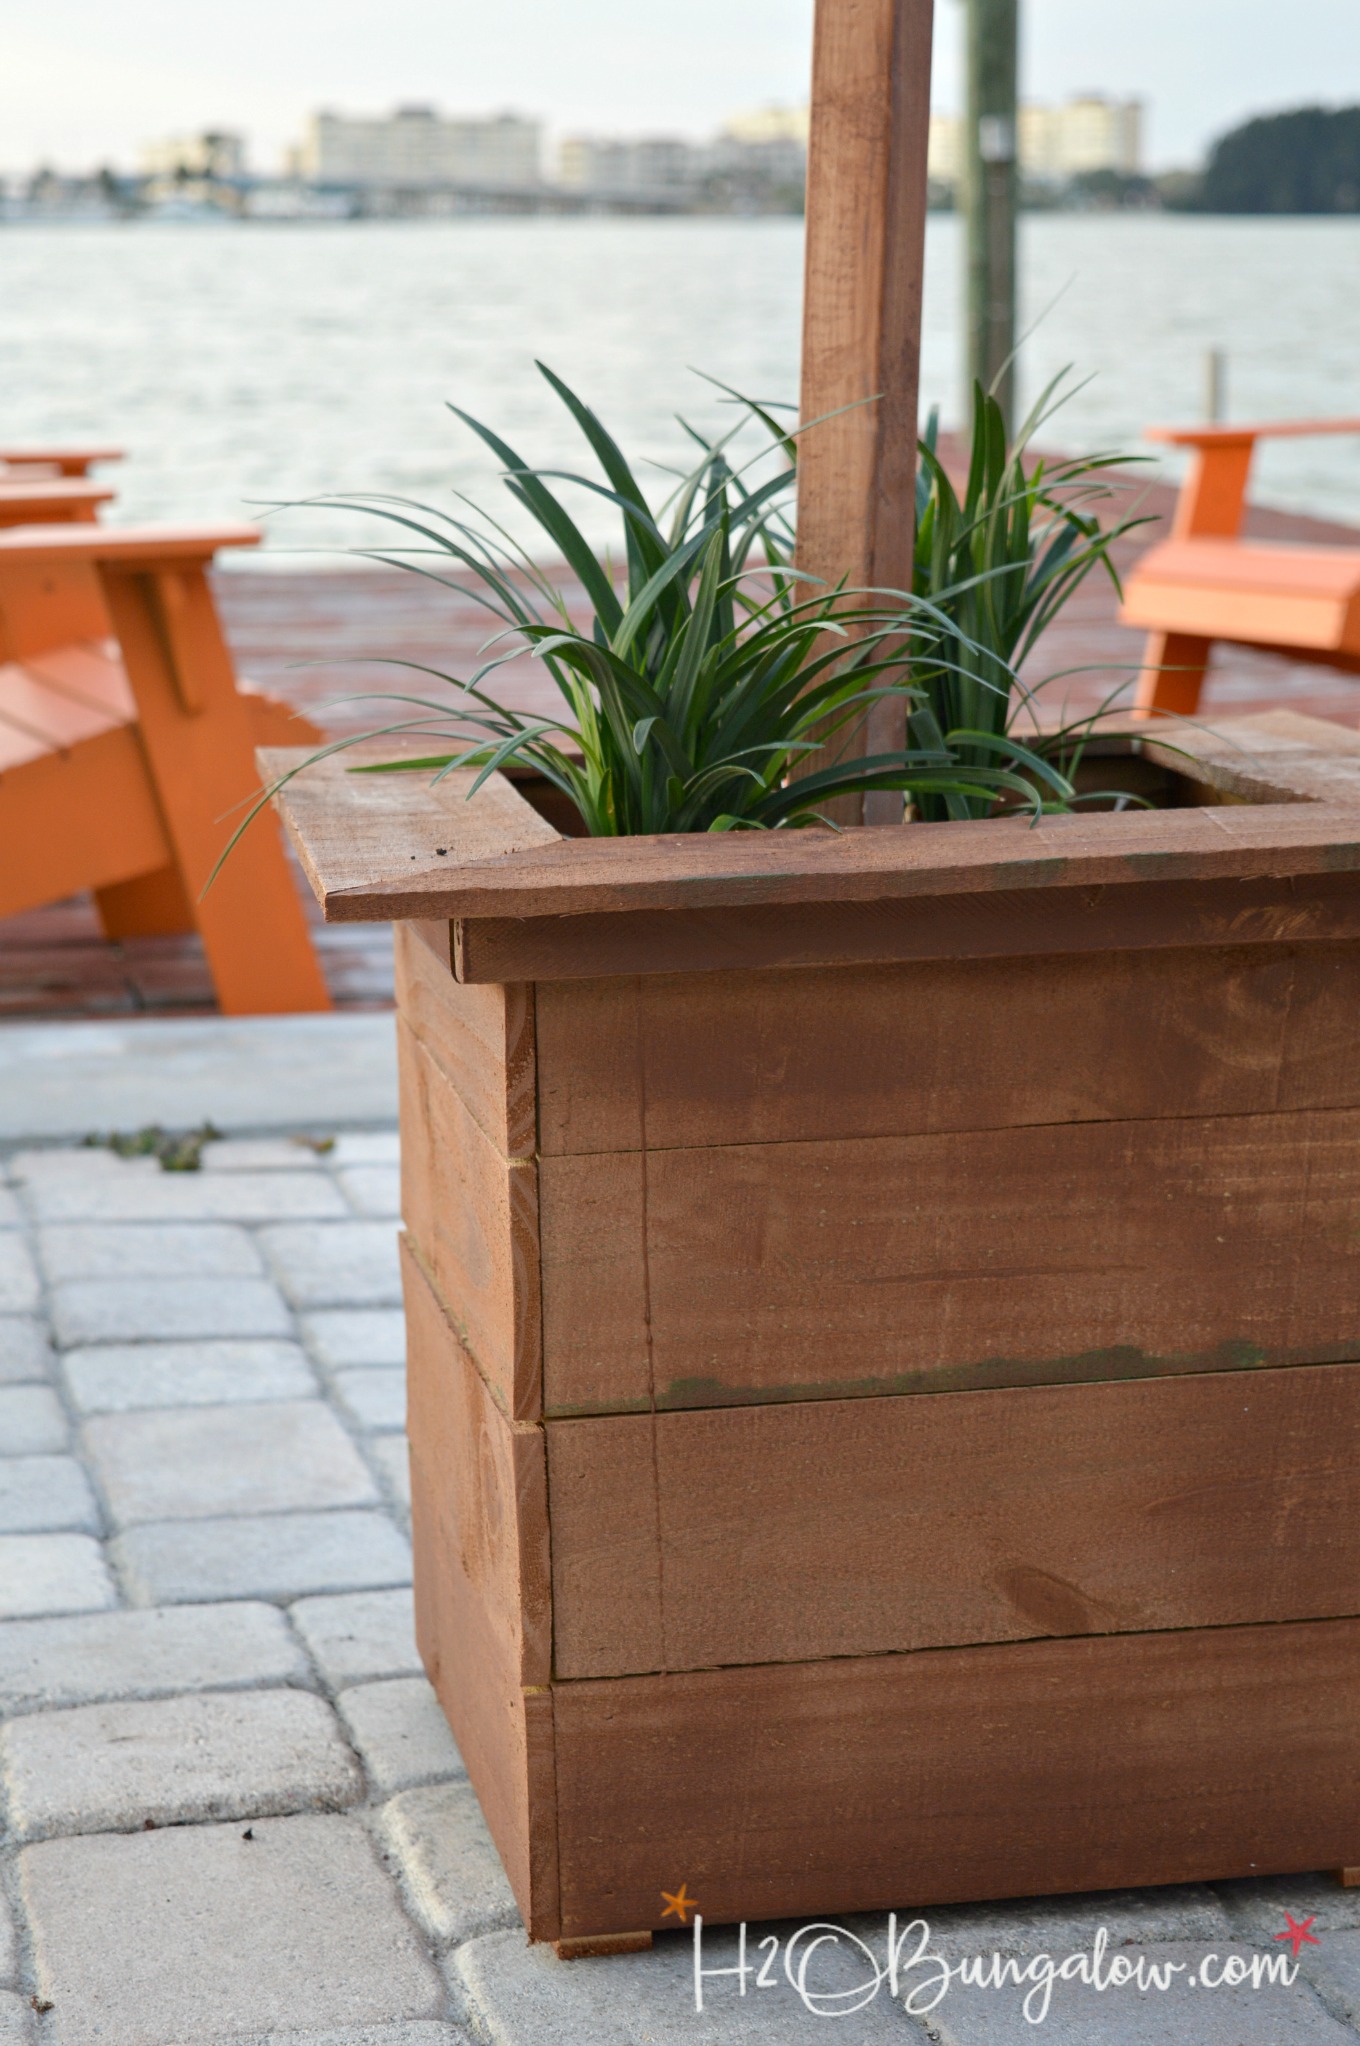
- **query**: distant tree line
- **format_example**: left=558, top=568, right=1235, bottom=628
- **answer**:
left=1170, top=105, right=1360, bottom=213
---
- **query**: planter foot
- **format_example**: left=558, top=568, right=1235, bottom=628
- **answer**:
left=554, top=1932, right=654, bottom=1960
left=1334, top=1868, right=1360, bottom=1888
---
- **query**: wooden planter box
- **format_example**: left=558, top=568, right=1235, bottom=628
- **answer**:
left=270, top=709, right=1360, bottom=1946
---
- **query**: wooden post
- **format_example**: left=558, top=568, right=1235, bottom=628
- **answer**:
left=795, top=0, right=935, bottom=825
left=964, top=0, right=1018, bottom=428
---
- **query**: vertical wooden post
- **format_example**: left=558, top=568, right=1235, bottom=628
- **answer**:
left=795, top=0, right=935, bottom=826
left=964, top=0, right=1018, bottom=428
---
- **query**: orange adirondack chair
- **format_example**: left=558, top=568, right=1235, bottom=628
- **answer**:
left=0, top=522, right=331, bottom=1014
left=1122, top=419, right=1360, bottom=716
left=0, top=446, right=121, bottom=527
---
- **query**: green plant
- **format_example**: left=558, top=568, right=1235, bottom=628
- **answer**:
left=252, top=365, right=1075, bottom=840
left=907, top=376, right=1152, bottom=820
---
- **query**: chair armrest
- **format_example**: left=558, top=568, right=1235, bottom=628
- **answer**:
left=0, top=523, right=261, bottom=566
left=1147, top=418, right=1360, bottom=449
left=0, top=447, right=124, bottom=477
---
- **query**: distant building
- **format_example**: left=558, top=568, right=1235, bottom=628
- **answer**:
left=1020, top=97, right=1143, bottom=181
left=297, top=106, right=541, bottom=189
left=140, top=131, right=247, bottom=181
left=928, top=95, right=1143, bottom=189
left=557, top=135, right=699, bottom=195
left=721, top=105, right=809, bottom=147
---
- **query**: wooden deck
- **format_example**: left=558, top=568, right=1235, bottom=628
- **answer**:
left=3, top=462, right=1358, bottom=1020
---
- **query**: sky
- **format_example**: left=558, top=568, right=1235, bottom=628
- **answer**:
left=1, top=0, right=1355, bottom=176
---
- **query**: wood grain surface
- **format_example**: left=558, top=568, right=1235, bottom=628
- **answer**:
left=404, top=1237, right=558, bottom=1936
left=398, top=1017, right=541, bottom=1421
left=546, top=1362, right=1360, bottom=1675
left=549, top=1616, right=1360, bottom=1935
left=394, top=920, right=535, bottom=1158
left=534, top=944, right=1360, bottom=1154
left=539, top=1106, right=1360, bottom=1412
left=264, top=715, right=1360, bottom=929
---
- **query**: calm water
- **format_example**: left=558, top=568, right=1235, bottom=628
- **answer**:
left=1, top=214, right=1357, bottom=557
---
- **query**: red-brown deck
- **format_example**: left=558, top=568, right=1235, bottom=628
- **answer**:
left=3, top=464, right=1357, bottom=1020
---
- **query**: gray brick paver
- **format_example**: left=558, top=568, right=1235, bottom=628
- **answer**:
left=338, top=1678, right=465, bottom=1795
left=380, top=1782, right=520, bottom=1949
left=50, top=1275, right=292, bottom=1347
left=334, top=1368, right=407, bottom=1432
left=0, top=1534, right=116, bottom=1619
left=0, top=1456, right=99, bottom=1535
left=1, top=1687, right=363, bottom=1840
left=114, top=1509, right=412, bottom=1605
left=0, top=1187, right=21, bottom=1228
left=84, top=1401, right=377, bottom=1524
left=36, top=1221, right=265, bottom=1282
left=260, top=1222, right=403, bottom=1309
left=20, top=1813, right=443, bottom=2043
left=338, top=1165, right=403, bottom=1218
left=0, top=1887, right=15, bottom=1983
left=0, top=1384, right=67, bottom=1455
left=371, top=1436, right=412, bottom=1516
left=25, top=1168, right=349, bottom=1225
left=0, top=1239, right=39, bottom=1317
left=63, top=1338, right=316, bottom=1413
left=302, top=1309, right=406, bottom=1370
left=289, top=1589, right=421, bottom=1688
left=0, top=1993, right=31, bottom=2045
left=0, top=1320, right=53, bottom=1385
left=0, top=1601, right=307, bottom=1712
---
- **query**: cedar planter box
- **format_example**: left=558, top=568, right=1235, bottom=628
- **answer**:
left=268, top=709, right=1360, bottom=1945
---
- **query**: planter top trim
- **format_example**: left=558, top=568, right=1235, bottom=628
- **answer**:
left=264, top=712, right=1360, bottom=928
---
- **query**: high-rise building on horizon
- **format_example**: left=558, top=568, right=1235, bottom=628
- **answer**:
left=295, top=106, right=541, bottom=189
left=928, top=94, right=1144, bottom=188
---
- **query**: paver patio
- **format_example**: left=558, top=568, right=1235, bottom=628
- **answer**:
left=2, top=1099, right=1360, bottom=2042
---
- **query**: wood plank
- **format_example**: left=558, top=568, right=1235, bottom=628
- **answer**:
left=1147, top=707, right=1360, bottom=805
left=259, top=742, right=561, bottom=915
left=0, top=724, right=171, bottom=918
left=394, top=920, right=535, bottom=1158
left=795, top=0, right=934, bottom=818
left=404, top=1238, right=555, bottom=1936
left=455, top=869, right=1360, bottom=982
left=547, top=1362, right=1360, bottom=1676
left=549, top=1617, right=1360, bottom=1936
left=263, top=731, right=1360, bottom=929
left=398, top=1017, right=542, bottom=1422
left=540, top=1106, right=1360, bottom=1414
left=534, top=944, right=1360, bottom=1155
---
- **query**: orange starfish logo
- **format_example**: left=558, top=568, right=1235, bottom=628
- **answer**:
left=1274, top=1912, right=1320, bottom=1960
left=661, top=1883, right=698, bottom=1925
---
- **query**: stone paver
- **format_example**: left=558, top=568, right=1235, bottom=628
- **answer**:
left=20, top=1813, right=443, bottom=2044
left=37, top=1221, right=264, bottom=1281
left=339, top=1165, right=403, bottom=1217
left=0, top=1456, right=99, bottom=1535
left=0, top=1602, right=306, bottom=1712
left=0, top=1320, right=52, bottom=1384
left=332, top=1133, right=401, bottom=1168
left=85, top=1401, right=377, bottom=1523
left=0, top=1238, right=39, bottom=1316
left=0, top=1188, right=21, bottom=1229
left=335, top=1368, right=407, bottom=1432
left=200, top=1138, right=330, bottom=1172
left=25, top=1169, right=349, bottom=1225
left=50, top=1276, right=292, bottom=1347
left=290, top=1588, right=422, bottom=1688
left=380, top=1782, right=519, bottom=1948
left=339, top=1679, right=465, bottom=1795
left=303, top=1309, right=406, bottom=1369
left=63, top=1338, right=316, bottom=1413
left=0, top=1994, right=31, bottom=2045
left=0, top=1383, right=67, bottom=1454
left=372, top=1436, right=412, bottom=1515
left=115, top=1509, right=412, bottom=1604
left=924, top=1940, right=1352, bottom=2043
left=0, top=1885, right=15, bottom=1982
left=261, top=1222, right=403, bottom=1308
left=2, top=1688, right=362, bottom=1840
left=0, top=1534, right=116, bottom=1618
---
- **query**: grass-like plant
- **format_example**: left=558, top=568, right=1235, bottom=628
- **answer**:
left=907, top=377, right=1152, bottom=820
left=258, top=364, right=1078, bottom=838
